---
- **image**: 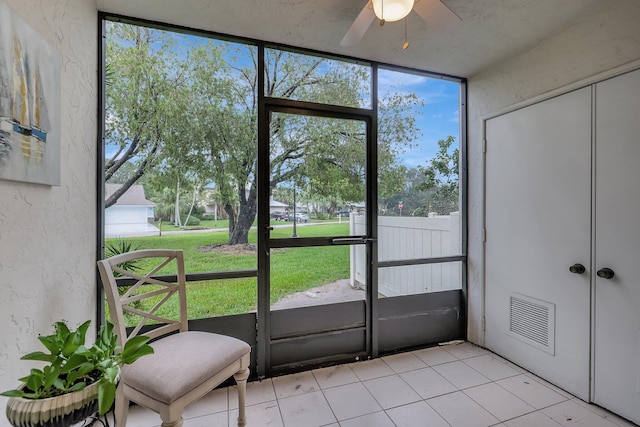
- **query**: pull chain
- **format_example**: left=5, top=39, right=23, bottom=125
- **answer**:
left=403, top=18, right=410, bottom=49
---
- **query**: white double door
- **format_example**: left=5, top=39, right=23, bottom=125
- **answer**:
left=485, top=68, right=640, bottom=423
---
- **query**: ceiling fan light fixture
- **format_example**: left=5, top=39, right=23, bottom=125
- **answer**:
left=372, top=0, right=414, bottom=22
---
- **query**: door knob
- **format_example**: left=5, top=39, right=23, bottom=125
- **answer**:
left=597, top=268, right=615, bottom=279
left=569, top=264, right=585, bottom=274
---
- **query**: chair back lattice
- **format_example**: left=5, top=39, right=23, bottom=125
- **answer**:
left=97, top=249, right=188, bottom=346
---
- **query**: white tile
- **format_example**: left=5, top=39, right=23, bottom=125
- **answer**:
left=278, top=390, right=336, bottom=427
left=412, top=346, right=458, bottom=366
left=464, top=354, right=522, bottom=381
left=363, top=374, right=421, bottom=409
left=504, top=411, right=563, bottom=427
left=524, top=373, right=574, bottom=400
left=229, top=400, right=284, bottom=427
left=381, top=352, right=427, bottom=373
left=432, top=360, right=491, bottom=389
left=350, top=358, right=395, bottom=381
left=464, top=382, right=535, bottom=421
left=322, top=382, right=382, bottom=421
left=542, top=400, right=622, bottom=426
left=427, top=390, right=500, bottom=427
left=386, top=401, right=451, bottom=427
left=441, top=342, right=489, bottom=359
left=312, top=364, right=360, bottom=389
left=184, top=387, right=228, bottom=418
left=497, top=375, right=568, bottom=410
left=400, top=367, right=457, bottom=399
left=571, top=399, right=638, bottom=427
left=483, top=352, right=527, bottom=374
left=339, top=411, right=395, bottom=427
left=229, top=378, right=276, bottom=409
left=272, top=370, right=320, bottom=398
left=125, top=404, right=161, bottom=427
left=183, top=411, right=229, bottom=427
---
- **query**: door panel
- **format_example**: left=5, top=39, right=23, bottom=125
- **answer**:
left=266, top=108, right=371, bottom=372
left=485, top=88, right=592, bottom=399
left=378, top=289, right=464, bottom=352
left=594, top=68, right=640, bottom=423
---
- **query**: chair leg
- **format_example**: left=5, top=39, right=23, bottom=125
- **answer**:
left=114, top=386, right=129, bottom=427
left=233, top=368, right=250, bottom=427
left=160, top=418, right=183, bottom=427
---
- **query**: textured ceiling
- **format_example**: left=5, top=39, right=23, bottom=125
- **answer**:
left=97, top=0, right=607, bottom=78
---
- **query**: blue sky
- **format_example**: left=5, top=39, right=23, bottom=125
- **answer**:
left=378, top=69, right=460, bottom=168
left=106, top=23, right=460, bottom=171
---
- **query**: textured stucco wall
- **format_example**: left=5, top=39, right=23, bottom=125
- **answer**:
left=0, top=0, right=97, bottom=423
left=466, top=0, right=640, bottom=345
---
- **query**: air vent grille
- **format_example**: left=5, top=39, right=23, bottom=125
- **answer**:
left=508, top=294, right=555, bottom=355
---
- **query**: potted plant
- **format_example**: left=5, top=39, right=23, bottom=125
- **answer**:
left=2, top=320, right=153, bottom=427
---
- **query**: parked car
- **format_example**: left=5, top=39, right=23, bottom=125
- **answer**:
left=285, top=213, right=309, bottom=222
left=336, top=211, right=350, bottom=217
left=270, top=211, right=286, bottom=221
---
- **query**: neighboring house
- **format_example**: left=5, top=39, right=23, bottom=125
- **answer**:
left=269, top=199, right=288, bottom=214
left=201, top=192, right=289, bottom=216
left=104, top=184, right=159, bottom=237
left=199, top=187, right=218, bottom=215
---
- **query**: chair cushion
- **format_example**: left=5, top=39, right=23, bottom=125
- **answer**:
left=121, top=331, right=250, bottom=404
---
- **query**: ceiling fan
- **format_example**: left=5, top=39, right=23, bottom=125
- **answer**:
left=340, top=0, right=462, bottom=47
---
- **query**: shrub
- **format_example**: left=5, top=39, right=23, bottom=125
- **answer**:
left=184, top=216, right=201, bottom=226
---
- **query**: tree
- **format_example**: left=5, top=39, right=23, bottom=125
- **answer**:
left=104, top=23, right=189, bottom=208
left=417, top=135, right=459, bottom=214
left=105, top=23, right=424, bottom=244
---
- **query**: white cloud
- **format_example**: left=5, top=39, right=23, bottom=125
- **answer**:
left=378, top=71, right=429, bottom=87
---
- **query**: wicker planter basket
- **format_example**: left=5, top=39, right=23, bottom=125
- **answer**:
left=5, top=380, right=99, bottom=427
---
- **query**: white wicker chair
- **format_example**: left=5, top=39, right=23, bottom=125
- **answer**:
left=97, top=249, right=250, bottom=427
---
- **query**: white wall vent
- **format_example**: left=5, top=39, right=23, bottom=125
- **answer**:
left=507, top=293, right=555, bottom=355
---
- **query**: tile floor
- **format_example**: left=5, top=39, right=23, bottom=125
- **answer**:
left=123, top=342, right=637, bottom=427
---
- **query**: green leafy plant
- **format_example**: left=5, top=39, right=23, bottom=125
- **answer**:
left=105, top=238, right=143, bottom=315
left=1, top=320, right=153, bottom=415
left=105, top=237, right=137, bottom=258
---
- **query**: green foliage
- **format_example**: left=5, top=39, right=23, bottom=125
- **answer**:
left=184, top=216, right=201, bottom=226
left=104, top=223, right=351, bottom=319
left=417, top=136, right=460, bottom=214
left=104, top=238, right=143, bottom=313
left=105, top=21, right=422, bottom=245
left=1, top=321, right=153, bottom=416
left=105, top=238, right=140, bottom=260
left=412, top=206, right=428, bottom=217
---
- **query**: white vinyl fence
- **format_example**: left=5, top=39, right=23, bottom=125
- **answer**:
left=350, top=213, right=462, bottom=296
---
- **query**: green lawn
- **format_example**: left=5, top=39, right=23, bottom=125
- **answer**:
left=106, top=223, right=351, bottom=323
left=154, top=217, right=344, bottom=231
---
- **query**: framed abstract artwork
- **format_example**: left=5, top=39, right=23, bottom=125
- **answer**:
left=0, top=0, right=61, bottom=186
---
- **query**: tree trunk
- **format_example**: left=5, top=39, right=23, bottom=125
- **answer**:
left=225, top=203, right=236, bottom=238
left=227, top=187, right=257, bottom=245
left=174, top=180, right=182, bottom=227
left=183, top=184, right=200, bottom=227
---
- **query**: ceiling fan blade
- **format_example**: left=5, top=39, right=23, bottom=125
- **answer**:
left=413, top=0, right=462, bottom=34
left=340, top=2, right=376, bottom=47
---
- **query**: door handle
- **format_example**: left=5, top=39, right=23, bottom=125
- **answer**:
left=331, top=237, right=377, bottom=245
left=597, top=268, right=615, bottom=279
left=332, top=237, right=367, bottom=245
left=569, top=264, right=586, bottom=274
